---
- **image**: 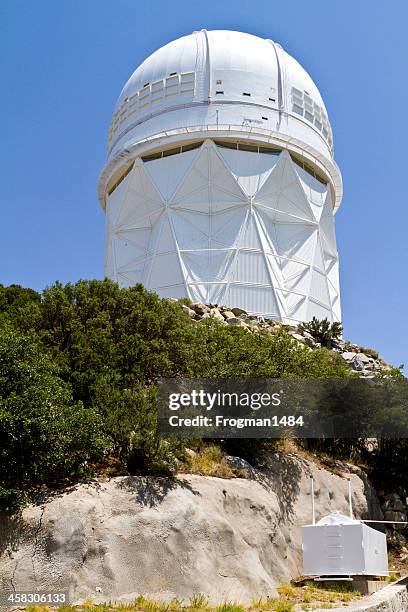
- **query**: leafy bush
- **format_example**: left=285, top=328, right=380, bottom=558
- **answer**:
left=0, top=325, right=108, bottom=511
left=0, top=280, right=355, bottom=510
left=298, top=317, right=343, bottom=347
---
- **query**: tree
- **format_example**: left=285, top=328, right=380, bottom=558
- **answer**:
left=0, top=325, right=108, bottom=511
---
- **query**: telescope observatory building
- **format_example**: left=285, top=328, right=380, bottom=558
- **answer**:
left=98, top=30, right=343, bottom=324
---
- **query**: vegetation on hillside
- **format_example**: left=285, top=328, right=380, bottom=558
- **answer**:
left=298, top=316, right=343, bottom=348
left=21, top=581, right=359, bottom=611
left=0, top=280, right=405, bottom=512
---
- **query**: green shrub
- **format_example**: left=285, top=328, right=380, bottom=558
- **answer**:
left=298, top=317, right=343, bottom=347
left=0, top=325, right=108, bottom=511
left=0, top=280, right=357, bottom=509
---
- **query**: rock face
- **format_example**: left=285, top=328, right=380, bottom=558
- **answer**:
left=0, top=455, right=382, bottom=605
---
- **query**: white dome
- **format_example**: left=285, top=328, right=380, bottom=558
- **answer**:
left=101, top=30, right=342, bottom=211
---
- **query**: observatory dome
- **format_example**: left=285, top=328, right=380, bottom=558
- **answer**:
left=101, top=30, right=342, bottom=209
left=99, top=30, right=343, bottom=324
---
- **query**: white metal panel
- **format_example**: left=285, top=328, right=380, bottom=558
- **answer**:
left=362, top=524, right=388, bottom=576
left=106, top=139, right=341, bottom=324
left=181, top=250, right=234, bottom=283
left=217, top=147, right=279, bottom=196
left=303, top=524, right=365, bottom=576
left=283, top=292, right=308, bottom=321
left=149, top=252, right=184, bottom=288
left=144, top=149, right=198, bottom=201
left=207, top=30, right=279, bottom=106
left=233, top=251, right=271, bottom=285
left=280, top=258, right=311, bottom=293
left=302, top=520, right=388, bottom=577
left=227, top=284, right=281, bottom=318
left=307, top=299, right=333, bottom=321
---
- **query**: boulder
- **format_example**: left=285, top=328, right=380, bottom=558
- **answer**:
left=191, top=303, right=208, bottom=315
left=290, top=333, right=306, bottom=344
left=352, top=354, right=366, bottom=371
left=231, top=307, right=248, bottom=317
left=384, top=509, right=407, bottom=529
left=209, top=308, right=224, bottom=322
left=357, top=353, right=371, bottom=364
left=222, top=310, right=236, bottom=320
left=223, top=455, right=256, bottom=478
left=341, top=351, right=357, bottom=361
left=0, top=457, right=382, bottom=605
left=182, top=305, right=196, bottom=318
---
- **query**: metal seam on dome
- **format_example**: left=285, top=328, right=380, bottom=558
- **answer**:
left=201, top=29, right=211, bottom=103
left=266, top=39, right=284, bottom=114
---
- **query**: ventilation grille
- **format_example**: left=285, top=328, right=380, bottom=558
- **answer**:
left=108, top=72, right=196, bottom=148
left=291, top=87, right=333, bottom=150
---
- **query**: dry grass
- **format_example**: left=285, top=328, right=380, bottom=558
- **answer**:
left=178, top=445, right=238, bottom=479
left=25, top=583, right=361, bottom=612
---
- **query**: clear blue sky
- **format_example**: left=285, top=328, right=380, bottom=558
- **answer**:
left=1, top=0, right=407, bottom=370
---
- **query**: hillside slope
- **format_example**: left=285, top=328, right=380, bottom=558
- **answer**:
left=0, top=453, right=382, bottom=605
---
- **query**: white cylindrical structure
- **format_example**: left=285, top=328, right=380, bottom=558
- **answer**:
left=99, top=30, right=343, bottom=323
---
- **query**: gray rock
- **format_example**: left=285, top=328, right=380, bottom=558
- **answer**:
left=191, top=302, right=208, bottom=315
left=352, top=354, right=366, bottom=371
left=227, top=317, right=245, bottom=325
left=384, top=509, right=407, bottom=529
left=290, top=333, right=306, bottom=343
left=182, top=305, right=196, bottom=318
left=341, top=351, right=357, bottom=361
left=223, top=455, right=256, bottom=477
left=389, top=494, right=405, bottom=511
left=222, top=310, right=236, bottom=320
left=231, top=307, right=248, bottom=317
left=302, top=331, right=315, bottom=342
left=209, top=308, right=224, bottom=322
left=357, top=353, right=371, bottom=364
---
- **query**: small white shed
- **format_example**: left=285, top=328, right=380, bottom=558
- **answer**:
left=302, top=511, right=388, bottom=577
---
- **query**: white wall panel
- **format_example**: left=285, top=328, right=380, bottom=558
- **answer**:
left=144, top=149, right=198, bottom=201
left=217, top=147, right=279, bottom=196
left=105, top=142, right=341, bottom=323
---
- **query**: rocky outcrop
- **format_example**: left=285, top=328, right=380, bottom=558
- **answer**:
left=325, top=583, right=408, bottom=611
left=0, top=455, right=382, bottom=605
left=180, top=302, right=394, bottom=378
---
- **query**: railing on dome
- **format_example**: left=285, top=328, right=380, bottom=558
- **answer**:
left=107, top=103, right=334, bottom=158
